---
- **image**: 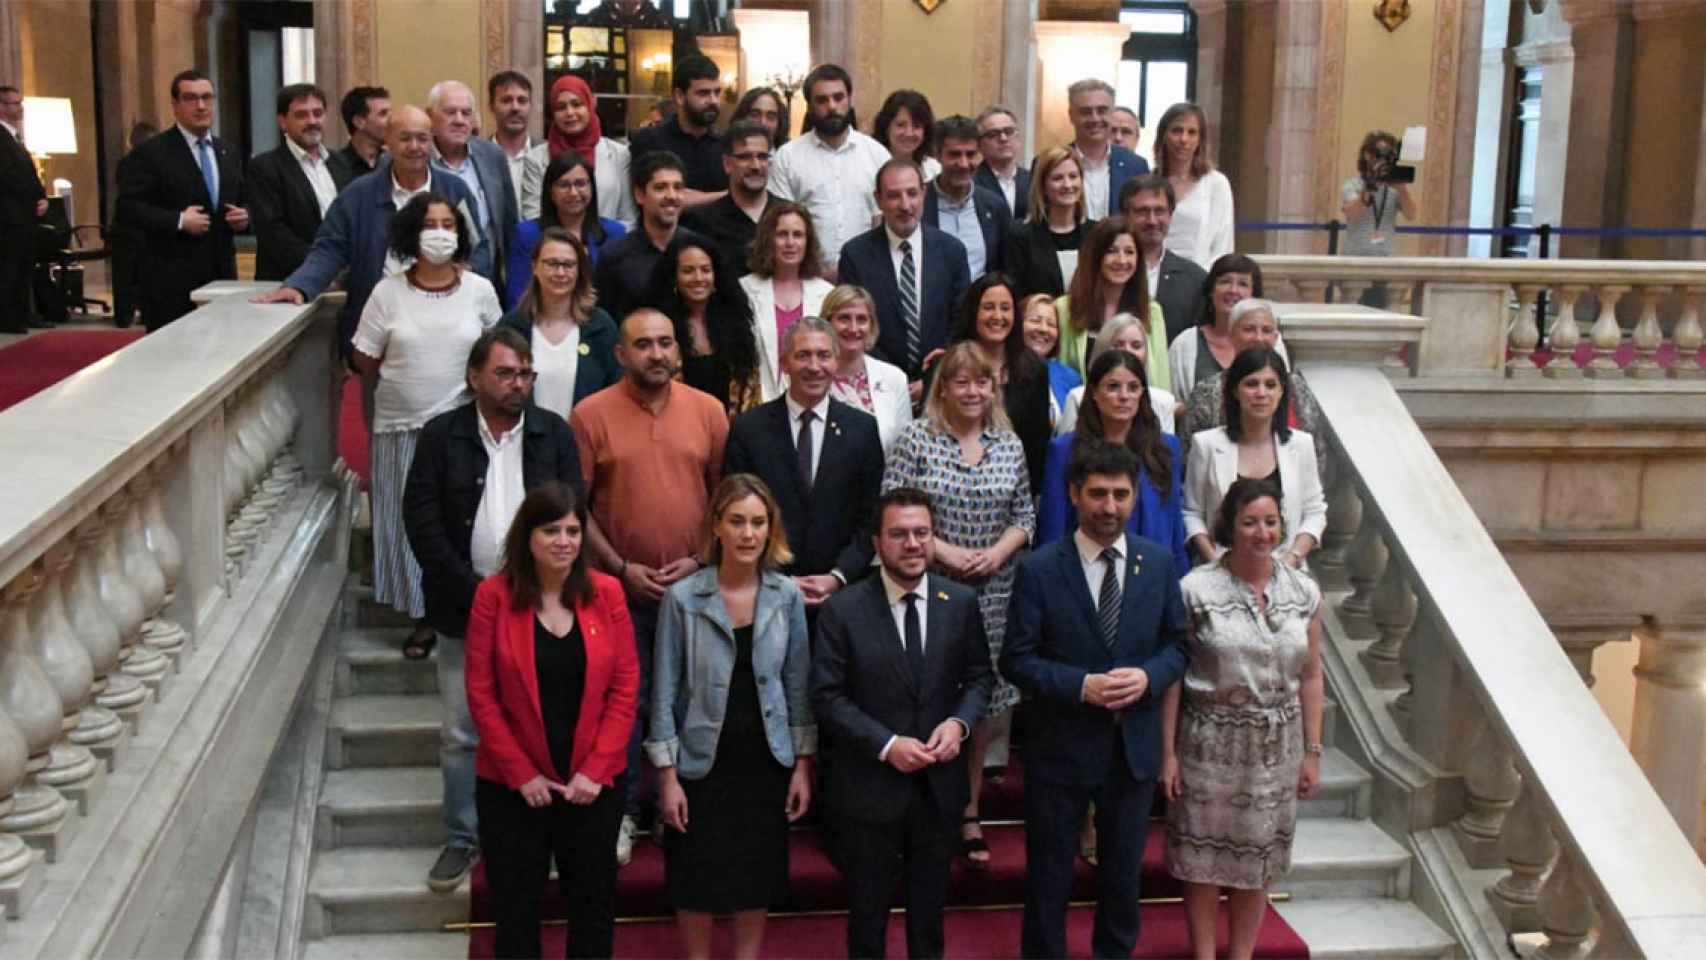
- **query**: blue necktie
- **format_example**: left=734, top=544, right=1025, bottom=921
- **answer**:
left=198, top=138, right=220, bottom=209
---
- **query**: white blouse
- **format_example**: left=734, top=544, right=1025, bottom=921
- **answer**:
left=1164, top=169, right=1235, bottom=272
left=529, top=323, right=583, bottom=419
left=351, top=272, right=502, bottom=432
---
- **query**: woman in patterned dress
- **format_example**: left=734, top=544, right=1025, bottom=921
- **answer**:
left=881, top=342, right=1035, bottom=869
left=1161, top=477, right=1325, bottom=960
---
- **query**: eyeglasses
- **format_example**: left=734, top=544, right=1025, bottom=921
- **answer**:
left=492, top=368, right=538, bottom=385
left=538, top=259, right=578, bottom=274
left=979, top=127, right=1017, bottom=141
left=177, top=92, right=217, bottom=104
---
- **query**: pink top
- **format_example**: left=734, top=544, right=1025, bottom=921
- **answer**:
left=774, top=303, right=804, bottom=378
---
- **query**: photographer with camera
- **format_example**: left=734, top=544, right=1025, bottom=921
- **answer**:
left=1340, top=131, right=1418, bottom=306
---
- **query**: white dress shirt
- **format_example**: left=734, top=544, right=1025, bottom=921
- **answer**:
left=285, top=136, right=338, bottom=215
left=469, top=411, right=528, bottom=578
left=784, top=391, right=831, bottom=483
left=497, top=135, right=532, bottom=210
left=382, top=171, right=434, bottom=277
left=994, top=169, right=1018, bottom=213
left=0, top=119, right=19, bottom=140
left=886, top=224, right=925, bottom=290
left=1077, top=145, right=1112, bottom=219
left=877, top=568, right=932, bottom=761
left=1075, top=528, right=1126, bottom=606
left=768, top=128, right=891, bottom=268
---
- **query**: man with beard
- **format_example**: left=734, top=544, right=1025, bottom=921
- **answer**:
left=923, top=114, right=1010, bottom=278
left=628, top=53, right=727, bottom=205
left=680, top=121, right=781, bottom=273
left=248, top=83, right=356, bottom=280
left=402, top=326, right=584, bottom=893
left=592, top=151, right=699, bottom=319
left=768, top=63, right=891, bottom=276
left=330, top=86, right=390, bottom=181
left=570, top=307, right=729, bottom=865
left=1120, top=173, right=1206, bottom=343
left=486, top=71, right=536, bottom=207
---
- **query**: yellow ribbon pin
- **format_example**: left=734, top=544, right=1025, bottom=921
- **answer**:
left=936, top=591, right=949, bottom=601
left=578, top=343, right=591, bottom=355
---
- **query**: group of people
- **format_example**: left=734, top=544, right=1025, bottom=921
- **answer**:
left=88, top=51, right=1348, bottom=960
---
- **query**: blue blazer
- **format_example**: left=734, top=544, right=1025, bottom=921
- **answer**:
left=1036, top=433, right=1190, bottom=576
left=1000, top=532, right=1187, bottom=786
left=923, top=182, right=1013, bottom=275
left=504, top=215, right=627, bottom=307
left=1045, top=361, right=1081, bottom=416
left=837, top=224, right=970, bottom=381
left=282, top=158, right=487, bottom=355
left=1105, top=145, right=1150, bottom=216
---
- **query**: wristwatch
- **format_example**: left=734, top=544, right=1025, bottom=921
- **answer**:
left=1304, top=742, right=1324, bottom=756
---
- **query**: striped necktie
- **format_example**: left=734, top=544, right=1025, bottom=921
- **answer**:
left=1097, top=548, right=1121, bottom=650
left=898, top=238, right=920, bottom=370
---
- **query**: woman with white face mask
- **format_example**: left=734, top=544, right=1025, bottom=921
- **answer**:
left=351, top=192, right=503, bottom=659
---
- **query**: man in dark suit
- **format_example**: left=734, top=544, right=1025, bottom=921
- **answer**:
left=1121, top=174, right=1209, bottom=343
left=116, top=70, right=248, bottom=332
left=1045, top=78, right=1149, bottom=221
left=975, top=106, right=1030, bottom=221
left=248, top=83, right=356, bottom=282
left=838, top=160, right=970, bottom=389
left=813, top=487, right=993, bottom=959
left=427, top=80, right=512, bottom=298
left=924, top=115, right=1010, bottom=278
left=680, top=121, right=780, bottom=274
left=724, top=317, right=883, bottom=610
left=328, top=85, right=390, bottom=183
left=1001, top=441, right=1188, bottom=960
left=0, top=85, right=47, bottom=333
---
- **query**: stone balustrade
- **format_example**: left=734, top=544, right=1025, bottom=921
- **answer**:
left=0, top=290, right=355, bottom=956
left=1257, top=255, right=1706, bottom=381
left=1287, top=310, right=1706, bottom=957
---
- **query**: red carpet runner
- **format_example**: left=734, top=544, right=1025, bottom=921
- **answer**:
left=466, top=760, right=1309, bottom=958
left=0, top=328, right=146, bottom=412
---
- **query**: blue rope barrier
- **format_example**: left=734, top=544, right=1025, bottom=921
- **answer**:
left=1238, top=221, right=1706, bottom=239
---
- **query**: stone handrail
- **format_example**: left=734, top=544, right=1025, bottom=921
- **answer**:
left=1256, top=255, right=1706, bottom=381
left=0, top=290, right=355, bottom=956
left=1288, top=311, right=1706, bottom=957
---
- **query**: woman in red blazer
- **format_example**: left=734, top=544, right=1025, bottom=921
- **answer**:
left=465, top=481, right=639, bottom=959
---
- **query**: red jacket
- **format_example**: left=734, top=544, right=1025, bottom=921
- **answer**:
left=465, top=570, right=639, bottom=789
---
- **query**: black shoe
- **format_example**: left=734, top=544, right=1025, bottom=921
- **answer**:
left=426, top=845, right=477, bottom=893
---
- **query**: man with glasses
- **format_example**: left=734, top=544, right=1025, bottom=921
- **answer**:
left=403, top=326, right=584, bottom=894
left=681, top=121, right=781, bottom=275
left=974, top=105, right=1031, bottom=220
left=1052, top=78, right=1148, bottom=220
left=117, top=69, right=249, bottom=331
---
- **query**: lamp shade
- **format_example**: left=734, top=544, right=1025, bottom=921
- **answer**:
left=22, top=97, right=77, bottom=155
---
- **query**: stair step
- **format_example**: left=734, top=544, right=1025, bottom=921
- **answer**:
left=1275, top=819, right=1411, bottom=900
left=337, top=627, right=439, bottom=696
left=307, top=846, right=468, bottom=937
left=1299, top=747, right=1373, bottom=820
left=327, top=694, right=441, bottom=770
left=304, top=931, right=466, bottom=960
left=1273, top=898, right=1455, bottom=958
left=319, top=766, right=443, bottom=849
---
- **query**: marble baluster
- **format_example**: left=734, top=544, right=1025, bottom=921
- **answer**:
left=1337, top=515, right=1388, bottom=639
left=1627, top=285, right=1668, bottom=380
left=1582, top=284, right=1629, bottom=379
left=1506, top=284, right=1543, bottom=378
left=139, top=460, right=189, bottom=656
left=71, top=517, right=147, bottom=736
left=99, top=496, right=168, bottom=695
left=1314, top=471, right=1363, bottom=593
left=24, top=547, right=104, bottom=814
left=1487, top=776, right=1559, bottom=933
left=1363, top=552, right=1416, bottom=689
left=1542, top=285, right=1585, bottom=379
left=0, top=574, right=73, bottom=861
left=1670, top=285, right=1705, bottom=380
left=1291, top=279, right=1328, bottom=303
left=0, top=702, right=40, bottom=920
left=1453, top=717, right=1521, bottom=867
left=124, top=479, right=188, bottom=664
left=1534, top=845, right=1599, bottom=960
left=1338, top=279, right=1372, bottom=306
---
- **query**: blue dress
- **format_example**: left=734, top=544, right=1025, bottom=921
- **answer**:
left=1035, top=432, right=1191, bottom=577
left=505, top=216, right=628, bottom=306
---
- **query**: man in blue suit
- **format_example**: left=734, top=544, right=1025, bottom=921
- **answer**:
left=1055, top=78, right=1149, bottom=221
left=1001, top=440, right=1188, bottom=960
left=838, top=159, right=971, bottom=392
left=924, top=115, right=1011, bottom=278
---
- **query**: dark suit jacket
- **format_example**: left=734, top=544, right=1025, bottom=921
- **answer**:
left=811, top=574, right=992, bottom=825
left=116, top=127, right=245, bottom=324
left=436, top=137, right=519, bottom=303
left=975, top=161, right=1030, bottom=222
left=1154, top=249, right=1209, bottom=345
left=0, top=124, right=44, bottom=225
left=924, top=182, right=1012, bottom=276
left=247, top=142, right=357, bottom=281
left=999, top=533, right=1187, bottom=787
left=837, top=225, right=970, bottom=380
left=496, top=306, right=623, bottom=410
left=723, top=398, right=883, bottom=581
left=1004, top=219, right=1091, bottom=300
left=402, top=402, right=583, bottom=638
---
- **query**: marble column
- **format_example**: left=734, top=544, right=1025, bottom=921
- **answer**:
left=1540, top=3, right=1632, bottom=260
left=1030, top=20, right=1129, bottom=155
left=1188, top=0, right=1228, bottom=147
left=0, top=0, right=21, bottom=87
left=1628, top=623, right=1706, bottom=842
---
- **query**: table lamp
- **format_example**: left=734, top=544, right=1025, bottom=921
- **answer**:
left=22, top=96, right=77, bottom=186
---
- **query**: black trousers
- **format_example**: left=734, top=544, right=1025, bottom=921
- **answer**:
left=0, top=223, right=33, bottom=332
left=834, top=779, right=953, bottom=960
left=1021, top=740, right=1156, bottom=959
left=476, top=777, right=623, bottom=959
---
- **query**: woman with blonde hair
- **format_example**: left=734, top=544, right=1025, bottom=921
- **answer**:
left=1154, top=102, right=1234, bottom=271
left=1004, top=145, right=1093, bottom=299
left=649, top=473, right=815, bottom=960
left=824, top=284, right=913, bottom=451
left=882, top=342, right=1035, bottom=869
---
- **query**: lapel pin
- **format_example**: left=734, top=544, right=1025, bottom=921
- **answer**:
left=1132, top=558, right=1142, bottom=576
left=936, top=591, right=949, bottom=601
left=578, top=343, right=590, bottom=355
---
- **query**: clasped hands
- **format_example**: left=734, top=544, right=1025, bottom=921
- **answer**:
left=517, top=772, right=602, bottom=808
left=886, top=719, right=967, bottom=773
left=182, top=203, right=248, bottom=236
left=1083, top=667, right=1149, bottom=711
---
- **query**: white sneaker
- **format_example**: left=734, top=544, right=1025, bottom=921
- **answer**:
left=615, top=814, right=637, bottom=866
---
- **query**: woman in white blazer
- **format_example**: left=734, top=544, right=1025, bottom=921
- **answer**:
left=740, top=202, right=834, bottom=401
left=1155, top=102, right=1235, bottom=273
left=822, top=284, right=913, bottom=452
left=522, top=77, right=637, bottom=227
left=1183, top=347, right=1325, bottom=568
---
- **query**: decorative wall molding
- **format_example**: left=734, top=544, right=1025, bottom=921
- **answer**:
left=971, top=0, right=1002, bottom=112
left=1312, top=0, right=1347, bottom=228
left=1420, top=0, right=1464, bottom=256
left=853, top=0, right=884, bottom=122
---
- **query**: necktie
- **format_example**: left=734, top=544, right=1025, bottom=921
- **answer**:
left=197, top=138, right=220, bottom=210
left=897, top=238, right=921, bottom=370
left=795, top=408, right=815, bottom=496
left=1097, top=548, right=1121, bottom=650
left=903, top=593, right=924, bottom=680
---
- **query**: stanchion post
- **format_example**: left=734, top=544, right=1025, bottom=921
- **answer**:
left=1536, top=223, right=1553, bottom=346
left=1326, top=221, right=1343, bottom=303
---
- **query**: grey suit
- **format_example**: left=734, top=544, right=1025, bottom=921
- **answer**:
left=432, top=137, right=519, bottom=304
left=1153, top=249, right=1209, bottom=345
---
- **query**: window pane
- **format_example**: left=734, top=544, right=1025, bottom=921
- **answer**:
left=1120, top=11, right=1186, bottom=34
left=1115, top=60, right=1144, bottom=115
left=1139, top=60, right=1189, bottom=161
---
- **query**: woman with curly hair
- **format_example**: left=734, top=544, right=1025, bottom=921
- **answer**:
left=647, top=234, right=764, bottom=418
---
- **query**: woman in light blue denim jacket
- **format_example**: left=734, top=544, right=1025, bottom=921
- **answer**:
left=646, top=474, right=816, bottom=960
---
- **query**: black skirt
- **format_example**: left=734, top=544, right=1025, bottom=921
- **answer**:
left=663, top=762, right=792, bottom=913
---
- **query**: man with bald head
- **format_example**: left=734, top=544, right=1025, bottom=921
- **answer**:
left=254, top=103, right=486, bottom=359
left=568, top=307, right=729, bottom=863
left=428, top=80, right=514, bottom=298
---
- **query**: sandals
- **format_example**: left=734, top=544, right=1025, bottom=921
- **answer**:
left=402, top=625, right=437, bottom=661
left=960, top=816, right=991, bottom=870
